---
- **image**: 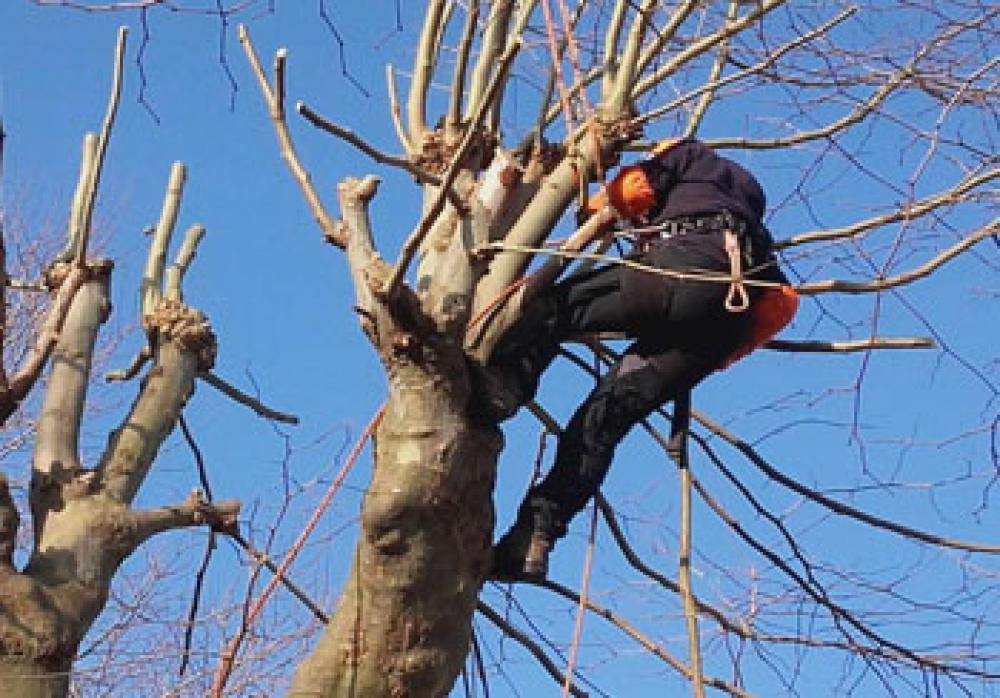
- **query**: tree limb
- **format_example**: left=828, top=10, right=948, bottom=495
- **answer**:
left=130, top=491, right=240, bottom=545
left=407, top=0, right=447, bottom=143
left=239, top=25, right=343, bottom=247
left=776, top=169, right=999, bottom=250
left=797, top=218, right=998, bottom=295
left=383, top=39, right=522, bottom=300
left=477, top=601, right=589, bottom=698
left=199, top=370, right=299, bottom=425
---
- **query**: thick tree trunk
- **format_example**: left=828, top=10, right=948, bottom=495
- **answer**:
left=0, top=659, right=70, bottom=698
left=291, top=360, right=501, bottom=697
left=0, top=566, right=86, bottom=698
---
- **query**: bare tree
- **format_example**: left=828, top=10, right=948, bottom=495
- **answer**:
left=19, top=1, right=1000, bottom=696
left=0, top=29, right=258, bottom=696
left=214, top=1, right=1000, bottom=696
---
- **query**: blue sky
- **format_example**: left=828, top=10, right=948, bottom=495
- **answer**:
left=2, top=2, right=998, bottom=696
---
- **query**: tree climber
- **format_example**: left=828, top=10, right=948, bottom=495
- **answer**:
left=475, top=138, right=799, bottom=580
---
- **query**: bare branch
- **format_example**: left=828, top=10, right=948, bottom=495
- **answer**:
left=477, top=601, right=589, bottom=698
left=385, top=65, right=410, bottom=152
left=130, top=491, right=240, bottom=545
left=446, top=0, right=479, bottom=132
left=606, top=0, right=658, bottom=111
left=464, top=0, right=518, bottom=122
left=692, top=409, right=1000, bottom=555
left=238, top=25, right=343, bottom=248
left=199, top=370, right=299, bottom=425
left=383, top=39, right=522, bottom=299
left=296, top=102, right=450, bottom=192
left=75, top=25, right=126, bottom=264
left=3, top=265, right=89, bottom=420
left=683, top=1, right=737, bottom=139
left=633, top=6, right=858, bottom=129
left=777, top=169, right=999, bottom=250
left=407, top=0, right=447, bottom=143
left=538, top=580, right=752, bottom=698
left=105, top=345, right=153, bottom=383
left=164, top=223, right=205, bottom=302
left=798, top=218, right=998, bottom=296
left=141, top=161, right=186, bottom=321
left=632, top=0, right=788, bottom=103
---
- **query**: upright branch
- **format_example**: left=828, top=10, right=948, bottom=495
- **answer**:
left=408, top=0, right=447, bottom=143
left=60, top=26, right=126, bottom=264
left=238, top=25, right=343, bottom=247
left=99, top=165, right=217, bottom=503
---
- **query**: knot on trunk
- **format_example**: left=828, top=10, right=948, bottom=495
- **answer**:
left=146, top=299, right=217, bottom=371
left=44, top=258, right=114, bottom=290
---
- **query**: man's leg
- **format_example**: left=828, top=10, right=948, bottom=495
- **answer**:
left=492, top=342, right=716, bottom=579
left=473, top=264, right=634, bottom=422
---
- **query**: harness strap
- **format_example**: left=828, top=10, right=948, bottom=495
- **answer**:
left=723, top=228, right=750, bottom=313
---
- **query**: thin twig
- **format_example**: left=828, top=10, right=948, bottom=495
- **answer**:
left=296, top=103, right=446, bottom=189
left=797, top=218, right=998, bottom=295
left=539, top=580, right=752, bottom=697
left=562, top=502, right=597, bottom=698
left=477, top=601, right=589, bottom=698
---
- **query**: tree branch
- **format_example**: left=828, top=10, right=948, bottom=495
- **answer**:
left=632, top=0, right=788, bottom=103
left=407, top=0, right=447, bottom=143
left=538, top=580, right=752, bottom=698
left=238, top=25, right=343, bottom=248
left=797, top=218, right=998, bottom=295
left=776, top=169, right=999, bottom=250
left=446, top=0, right=479, bottom=132
left=141, top=162, right=186, bottom=320
left=633, top=6, right=858, bottom=129
left=3, top=265, right=89, bottom=421
left=130, top=491, right=240, bottom=545
left=164, top=223, right=205, bottom=302
left=691, top=409, right=1000, bottom=555
left=73, top=25, right=126, bottom=264
left=477, top=601, right=589, bottom=698
left=199, top=370, right=299, bottom=425
left=383, top=39, right=522, bottom=300
left=296, top=102, right=447, bottom=189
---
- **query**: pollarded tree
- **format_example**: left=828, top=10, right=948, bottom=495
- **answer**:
left=0, top=29, right=281, bottom=696
left=22, top=1, right=1000, bottom=696
left=223, top=1, right=1000, bottom=696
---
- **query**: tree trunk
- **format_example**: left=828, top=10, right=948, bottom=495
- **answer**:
left=291, top=359, right=501, bottom=696
left=0, top=659, right=70, bottom=698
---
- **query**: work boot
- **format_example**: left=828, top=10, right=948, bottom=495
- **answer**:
left=490, top=496, right=565, bottom=582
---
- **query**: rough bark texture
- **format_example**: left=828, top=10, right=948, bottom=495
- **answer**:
left=0, top=262, right=228, bottom=696
left=292, top=354, right=501, bottom=696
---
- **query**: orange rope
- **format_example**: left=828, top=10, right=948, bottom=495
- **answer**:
left=211, top=404, right=387, bottom=696
left=539, top=0, right=578, bottom=139
left=553, top=0, right=608, bottom=187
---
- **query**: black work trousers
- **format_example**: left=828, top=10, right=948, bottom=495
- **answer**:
left=489, top=231, right=754, bottom=533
